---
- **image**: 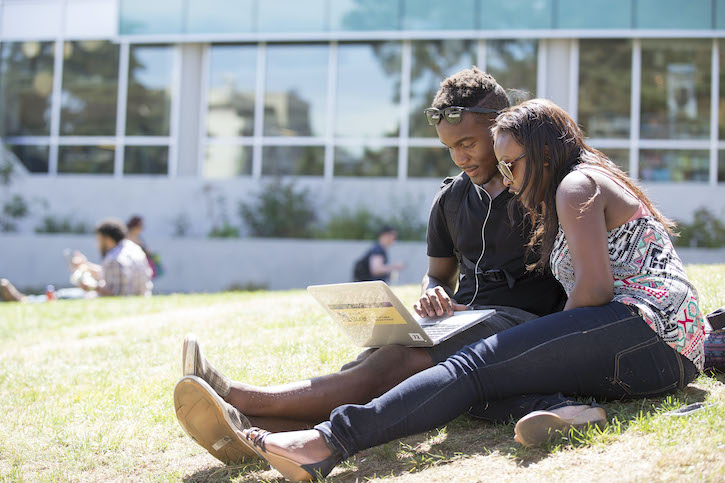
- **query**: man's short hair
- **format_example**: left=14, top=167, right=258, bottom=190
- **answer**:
left=378, top=225, right=396, bottom=237
left=95, top=218, right=127, bottom=243
left=432, top=66, right=510, bottom=113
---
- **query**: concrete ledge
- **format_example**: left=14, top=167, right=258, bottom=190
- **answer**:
left=1, top=234, right=722, bottom=294
left=0, top=234, right=428, bottom=293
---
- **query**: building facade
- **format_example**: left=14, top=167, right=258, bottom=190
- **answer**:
left=2, top=0, right=725, bottom=238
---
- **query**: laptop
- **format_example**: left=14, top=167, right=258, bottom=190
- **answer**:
left=307, top=281, right=496, bottom=347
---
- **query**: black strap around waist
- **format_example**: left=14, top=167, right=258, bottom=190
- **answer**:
left=456, top=249, right=517, bottom=289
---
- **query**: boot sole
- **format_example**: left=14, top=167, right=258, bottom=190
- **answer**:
left=173, top=376, right=257, bottom=464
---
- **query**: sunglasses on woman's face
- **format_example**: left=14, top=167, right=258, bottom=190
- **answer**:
left=497, top=152, right=526, bottom=182
left=424, top=106, right=501, bottom=126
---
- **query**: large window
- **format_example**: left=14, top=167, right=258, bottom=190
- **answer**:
left=599, top=149, right=630, bottom=174
left=206, top=45, right=256, bottom=138
left=0, top=41, right=54, bottom=137
left=124, top=146, right=169, bottom=175
left=578, top=39, right=631, bottom=139
left=204, top=145, right=253, bottom=178
left=126, top=45, right=173, bottom=136
left=262, top=146, right=324, bottom=176
left=581, top=39, right=720, bottom=185
left=408, top=147, right=458, bottom=178
left=486, top=40, right=537, bottom=102
left=58, top=146, right=115, bottom=174
left=60, top=41, right=119, bottom=136
left=264, top=44, right=328, bottom=137
left=640, top=39, right=711, bottom=140
left=5, top=34, right=725, bottom=186
left=408, top=40, right=476, bottom=138
left=639, top=150, right=709, bottom=182
left=335, top=42, right=401, bottom=138
left=7, top=145, right=49, bottom=173
left=335, top=145, right=398, bottom=177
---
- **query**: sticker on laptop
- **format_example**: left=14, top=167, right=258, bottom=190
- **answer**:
left=409, top=333, right=425, bottom=342
left=330, top=302, right=407, bottom=325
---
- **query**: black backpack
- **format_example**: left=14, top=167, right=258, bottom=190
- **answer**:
left=439, top=172, right=469, bottom=250
left=352, top=249, right=374, bottom=281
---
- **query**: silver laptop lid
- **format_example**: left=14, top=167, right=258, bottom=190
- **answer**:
left=307, top=281, right=433, bottom=347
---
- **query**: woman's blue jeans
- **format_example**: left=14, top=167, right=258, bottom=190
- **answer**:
left=315, top=302, right=697, bottom=459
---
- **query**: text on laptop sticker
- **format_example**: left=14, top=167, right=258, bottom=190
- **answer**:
left=329, top=302, right=407, bottom=325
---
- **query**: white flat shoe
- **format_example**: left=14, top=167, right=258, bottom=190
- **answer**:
left=514, top=404, right=607, bottom=447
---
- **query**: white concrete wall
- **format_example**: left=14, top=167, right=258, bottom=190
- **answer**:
left=8, top=175, right=440, bottom=237
left=0, top=234, right=430, bottom=293
left=6, top=174, right=725, bottom=239
left=1, top=234, right=722, bottom=295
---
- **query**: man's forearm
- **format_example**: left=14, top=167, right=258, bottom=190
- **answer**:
left=420, top=274, right=456, bottom=297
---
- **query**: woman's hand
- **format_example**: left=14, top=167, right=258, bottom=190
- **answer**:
left=413, top=286, right=469, bottom=318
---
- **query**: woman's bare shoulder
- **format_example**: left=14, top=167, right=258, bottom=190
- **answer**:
left=556, top=169, right=600, bottom=207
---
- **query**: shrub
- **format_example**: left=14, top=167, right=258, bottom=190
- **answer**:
left=319, top=205, right=427, bottom=241
left=239, top=180, right=317, bottom=238
left=35, top=215, right=90, bottom=234
left=208, top=223, right=240, bottom=238
left=0, top=151, right=31, bottom=232
left=1, top=194, right=29, bottom=232
left=675, top=208, right=725, bottom=248
left=321, top=207, right=380, bottom=240
left=383, top=204, right=427, bottom=241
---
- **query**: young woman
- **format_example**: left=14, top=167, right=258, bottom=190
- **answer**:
left=235, top=99, right=707, bottom=481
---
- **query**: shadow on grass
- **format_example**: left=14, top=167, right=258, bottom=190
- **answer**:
left=333, top=384, right=712, bottom=481
left=183, top=460, right=269, bottom=482
left=182, top=383, right=714, bottom=482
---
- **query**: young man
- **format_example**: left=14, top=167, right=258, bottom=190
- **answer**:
left=352, top=225, right=404, bottom=282
left=1, top=218, right=152, bottom=301
left=174, top=68, right=571, bottom=464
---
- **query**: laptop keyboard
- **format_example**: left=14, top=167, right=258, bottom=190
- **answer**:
left=421, top=323, right=462, bottom=340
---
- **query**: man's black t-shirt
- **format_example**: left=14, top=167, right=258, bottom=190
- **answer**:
left=427, top=174, right=567, bottom=316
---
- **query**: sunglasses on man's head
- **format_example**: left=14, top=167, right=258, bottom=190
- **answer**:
left=424, top=106, right=501, bottom=126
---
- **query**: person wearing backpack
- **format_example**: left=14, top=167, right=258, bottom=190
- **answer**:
left=352, top=225, right=405, bottom=282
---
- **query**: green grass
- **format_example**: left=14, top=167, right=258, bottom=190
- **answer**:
left=1, top=265, right=724, bottom=482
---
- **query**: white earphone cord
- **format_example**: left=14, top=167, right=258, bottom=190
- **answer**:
left=467, top=186, right=492, bottom=307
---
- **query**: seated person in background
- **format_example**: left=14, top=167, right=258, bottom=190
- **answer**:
left=73, top=218, right=153, bottom=297
left=1, top=218, right=152, bottom=302
left=352, top=225, right=405, bottom=282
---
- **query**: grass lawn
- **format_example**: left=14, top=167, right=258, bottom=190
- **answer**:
left=1, top=264, right=724, bottom=482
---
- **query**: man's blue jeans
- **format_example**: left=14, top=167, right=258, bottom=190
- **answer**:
left=316, top=302, right=698, bottom=459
